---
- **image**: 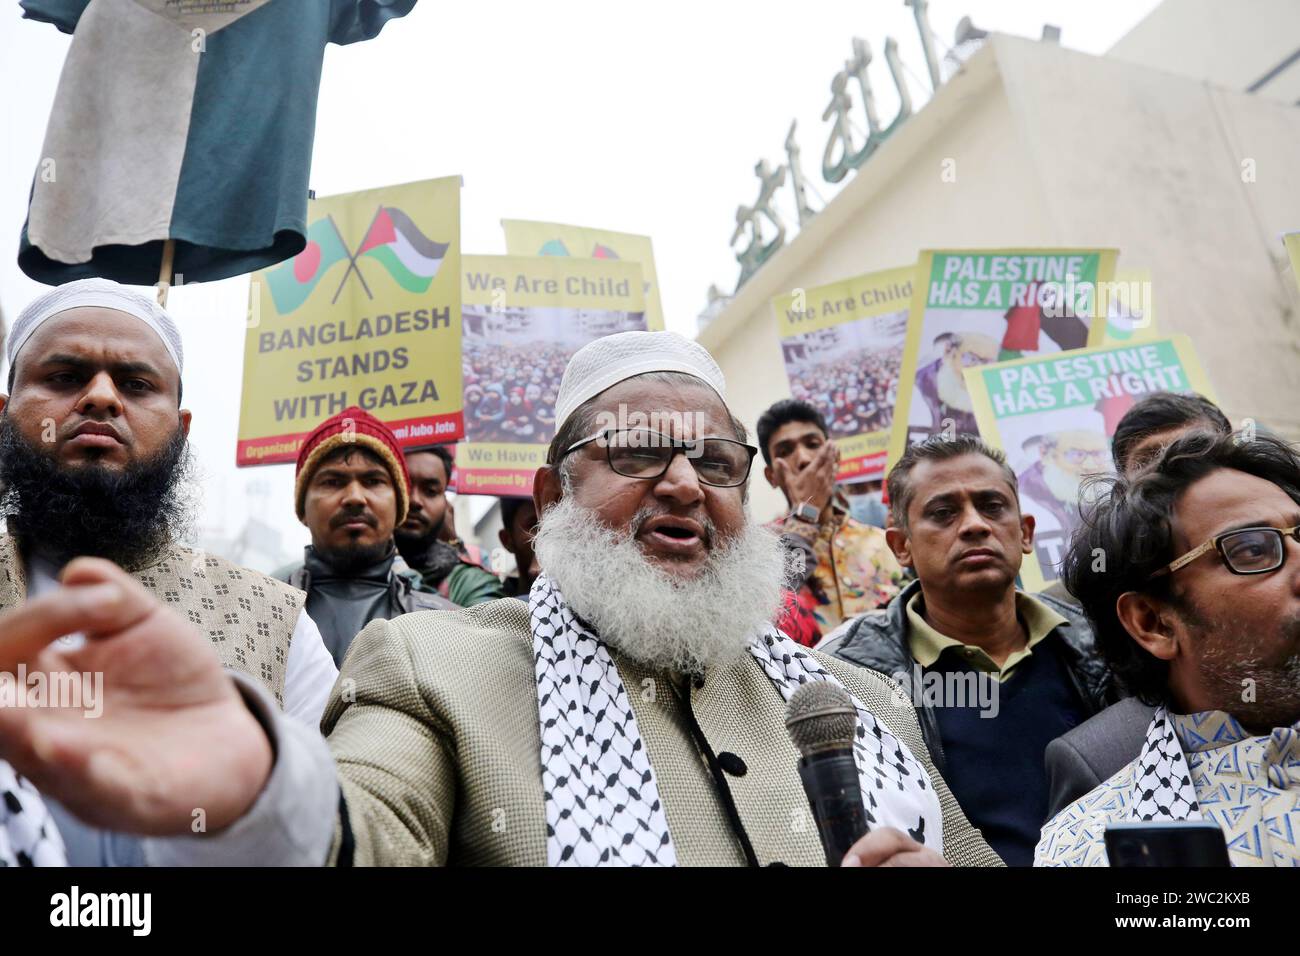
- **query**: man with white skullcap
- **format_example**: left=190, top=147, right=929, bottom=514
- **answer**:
left=0, top=278, right=337, bottom=867
left=0, top=330, right=1001, bottom=867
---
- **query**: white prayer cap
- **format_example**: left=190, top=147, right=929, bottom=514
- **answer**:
left=554, top=330, right=727, bottom=432
left=10, top=278, right=183, bottom=373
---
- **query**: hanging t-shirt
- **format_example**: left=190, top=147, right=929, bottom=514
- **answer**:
left=18, top=0, right=415, bottom=286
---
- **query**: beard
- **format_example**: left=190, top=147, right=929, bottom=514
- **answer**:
left=1185, top=598, right=1300, bottom=731
left=393, top=512, right=443, bottom=557
left=0, top=413, right=195, bottom=572
left=936, top=359, right=974, bottom=413
left=533, top=496, right=786, bottom=676
left=394, top=523, right=435, bottom=551
left=316, top=537, right=395, bottom=577
left=1043, top=460, right=1084, bottom=511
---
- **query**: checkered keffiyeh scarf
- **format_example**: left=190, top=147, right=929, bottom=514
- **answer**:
left=529, top=574, right=942, bottom=866
left=0, top=760, right=66, bottom=866
left=1130, top=706, right=1202, bottom=821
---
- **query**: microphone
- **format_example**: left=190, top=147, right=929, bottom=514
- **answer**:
left=784, top=681, right=868, bottom=866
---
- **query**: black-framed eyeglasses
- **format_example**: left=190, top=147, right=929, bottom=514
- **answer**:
left=560, top=428, right=758, bottom=488
left=1149, top=524, right=1300, bottom=579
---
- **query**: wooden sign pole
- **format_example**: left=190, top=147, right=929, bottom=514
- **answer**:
left=156, top=238, right=176, bottom=307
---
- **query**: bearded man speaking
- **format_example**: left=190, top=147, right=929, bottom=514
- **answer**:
left=0, top=279, right=336, bottom=866
left=0, top=331, right=999, bottom=867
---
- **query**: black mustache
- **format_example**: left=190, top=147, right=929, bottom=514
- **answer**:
left=331, top=511, right=377, bottom=530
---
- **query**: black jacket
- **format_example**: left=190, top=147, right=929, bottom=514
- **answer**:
left=276, top=546, right=455, bottom=667
left=1044, top=697, right=1156, bottom=818
left=819, top=579, right=1118, bottom=777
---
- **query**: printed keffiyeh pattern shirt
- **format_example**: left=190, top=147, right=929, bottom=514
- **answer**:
left=1036, top=710, right=1300, bottom=866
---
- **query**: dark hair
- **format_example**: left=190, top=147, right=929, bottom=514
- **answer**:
left=500, top=496, right=534, bottom=530
left=409, top=444, right=454, bottom=482
left=7, top=357, right=183, bottom=405
left=1062, top=430, right=1300, bottom=705
left=755, top=399, right=827, bottom=466
left=886, top=434, right=1017, bottom=529
left=1110, top=392, right=1230, bottom=473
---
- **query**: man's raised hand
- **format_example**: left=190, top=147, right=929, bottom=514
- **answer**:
left=0, top=558, right=272, bottom=835
left=774, top=440, right=841, bottom=518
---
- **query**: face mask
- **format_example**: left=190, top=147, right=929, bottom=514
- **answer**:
left=848, top=490, right=888, bottom=528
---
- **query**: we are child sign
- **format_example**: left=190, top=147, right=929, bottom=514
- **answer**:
left=964, top=336, right=1214, bottom=592
left=772, top=264, right=914, bottom=482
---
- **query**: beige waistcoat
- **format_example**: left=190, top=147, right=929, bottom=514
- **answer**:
left=0, top=533, right=303, bottom=706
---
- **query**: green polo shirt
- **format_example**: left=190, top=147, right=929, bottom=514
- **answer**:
left=906, top=591, right=1068, bottom=682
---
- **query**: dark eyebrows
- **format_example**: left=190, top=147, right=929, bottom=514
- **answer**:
left=920, top=487, right=1010, bottom=511
left=920, top=492, right=959, bottom=512
left=1213, top=513, right=1300, bottom=539
left=37, top=353, right=164, bottom=381
left=772, top=431, right=820, bottom=455
left=314, top=466, right=390, bottom=482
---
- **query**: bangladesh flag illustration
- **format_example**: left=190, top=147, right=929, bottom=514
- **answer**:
left=358, top=206, right=449, bottom=293
left=266, top=217, right=350, bottom=315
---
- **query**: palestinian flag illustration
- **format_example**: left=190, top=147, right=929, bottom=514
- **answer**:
left=266, top=217, right=350, bottom=315
left=537, top=238, right=621, bottom=259
left=999, top=281, right=1042, bottom=360
left=358, top=206, right=449, bottom=293
left=1096, top=392, right=1137, bottom=436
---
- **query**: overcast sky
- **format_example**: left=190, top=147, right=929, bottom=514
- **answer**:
left=0, top=0, right=1161, bottom=570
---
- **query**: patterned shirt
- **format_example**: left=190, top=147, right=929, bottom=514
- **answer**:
left=769, top=503, right=904, bottom=639
left=1036, top=710, right=1300, bottom=866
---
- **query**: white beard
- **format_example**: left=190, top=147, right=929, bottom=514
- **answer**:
left=532, top=497, right=786, bottom=676
left=1043, top=460, right=1084, bottom=508
left=936, top=359, right=974, bottom=413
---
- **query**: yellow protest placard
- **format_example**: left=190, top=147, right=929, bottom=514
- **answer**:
left=772, top=265, right=915, bottom=482
left=1286, top=233, right=1300, bottom=296
left=501, top=219, right=664, bottom=331
left=457, top=254, right=647, bottom=497
left=964, top=335, right=1214, bottom=591
left=237, top=176, right=462, bottom=465
left=887, top=247, right=1118, bottom=469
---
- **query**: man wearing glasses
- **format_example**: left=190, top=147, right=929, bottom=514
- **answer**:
left=0, top=330, right=1000, bottom=867
left=1038, top=430, right=1300, bottom=866
left=1041, top=391, right=1233, bottom=816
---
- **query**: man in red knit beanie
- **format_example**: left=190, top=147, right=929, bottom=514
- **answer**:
left=274, top=407, right=453, bottom=666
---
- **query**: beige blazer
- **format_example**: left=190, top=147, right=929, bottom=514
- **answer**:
left=324, top=598, right=1002, bottom=867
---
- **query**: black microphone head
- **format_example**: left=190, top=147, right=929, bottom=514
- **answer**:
left=784, top=680, right=857, bottom=758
